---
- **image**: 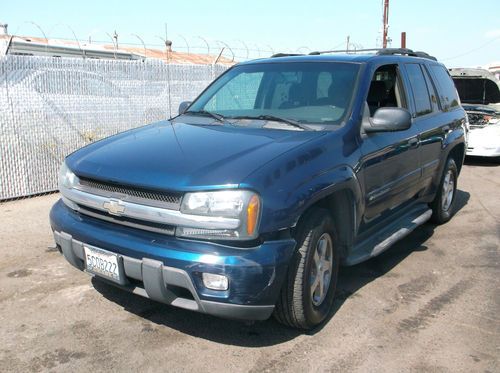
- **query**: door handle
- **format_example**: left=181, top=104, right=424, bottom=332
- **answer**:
left=408, top=137, right=419, bottom=147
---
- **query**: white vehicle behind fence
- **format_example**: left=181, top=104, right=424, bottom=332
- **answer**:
left=0, top=55, right=227, bottom=200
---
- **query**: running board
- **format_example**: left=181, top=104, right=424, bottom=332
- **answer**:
left=344, top=205, right=433, bottom=266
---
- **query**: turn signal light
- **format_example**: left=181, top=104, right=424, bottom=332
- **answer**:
left=247, top=195, right=260, bottom=236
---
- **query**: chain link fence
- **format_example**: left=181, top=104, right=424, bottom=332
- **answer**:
left=0, top=55, right=228, bottom=200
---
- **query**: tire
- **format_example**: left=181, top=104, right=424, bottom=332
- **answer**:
left=430, top=157, right=458, bottom=224
left=274, top=208, right=340, bottom=329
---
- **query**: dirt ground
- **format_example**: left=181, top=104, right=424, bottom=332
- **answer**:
left=0, top=159, right=499, bottom=373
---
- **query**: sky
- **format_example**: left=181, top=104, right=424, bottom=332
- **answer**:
left=2, top=0, right=499, bottom=67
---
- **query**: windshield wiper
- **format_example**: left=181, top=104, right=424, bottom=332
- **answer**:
left=184, top=110, right=226, bottom=123
left=231, top=114, right=310, bottom=130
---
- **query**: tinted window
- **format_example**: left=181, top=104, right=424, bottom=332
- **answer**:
left=430, top=65, right=460, bottom=110
left=190, top=62, right=360, bottom=126
left=422, top=66, right=439, bottom=107
left=405, top=64, right=432, bottom=116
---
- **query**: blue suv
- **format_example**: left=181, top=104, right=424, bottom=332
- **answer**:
left=50, top=48, right=467, bottom=329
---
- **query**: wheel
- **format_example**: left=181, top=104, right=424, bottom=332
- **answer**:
left=430, top=157, right=458, bottom=224
left=274, top=208, right=339, bottom=329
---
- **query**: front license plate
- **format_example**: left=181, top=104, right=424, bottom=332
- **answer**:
left=84, top=245, right=122, bottom=282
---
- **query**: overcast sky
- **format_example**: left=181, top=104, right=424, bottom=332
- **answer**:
left=2, top=0, right=499, bottom=67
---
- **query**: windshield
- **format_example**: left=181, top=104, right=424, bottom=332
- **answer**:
left=188, top=62, right=360, bottom=127
left=452, top=78, right=500, bottom=105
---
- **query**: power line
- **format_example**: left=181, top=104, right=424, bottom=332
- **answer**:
left=442, top=36, right=500, bottom=61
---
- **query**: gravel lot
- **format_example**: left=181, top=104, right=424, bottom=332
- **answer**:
left=0, top=160, right=499, bottom=373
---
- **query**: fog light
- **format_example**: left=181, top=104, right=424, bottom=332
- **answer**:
left=202, top=273, right=229, bottom=291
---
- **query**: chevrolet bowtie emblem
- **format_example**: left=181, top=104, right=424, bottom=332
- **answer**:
left=103, top=199, right=126, bottom=216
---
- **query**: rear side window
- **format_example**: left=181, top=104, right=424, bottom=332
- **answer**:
left=429, top=65, right=460, bottom=111
left=405, top=64, right=432, bottom=117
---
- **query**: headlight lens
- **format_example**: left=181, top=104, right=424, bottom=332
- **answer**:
left=58, top=161, right=78, bottom=190
left=179, top=190, right=261, bottom=240
left=182, top=190, right=245, bottom=217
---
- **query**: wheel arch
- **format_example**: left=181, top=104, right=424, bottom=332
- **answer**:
left=448, top=142, right=465, bottom=175
left=293, top=188, right=358, bottom=260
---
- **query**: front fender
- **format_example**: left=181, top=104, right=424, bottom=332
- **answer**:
left=288, top=165, right=363, bottom=228
left=247, top=162, right=363, bottom=235
left=240, top=128, right=363, bottom=236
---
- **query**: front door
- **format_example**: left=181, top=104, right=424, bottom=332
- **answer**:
left=359, top=63, right=422, bottom=226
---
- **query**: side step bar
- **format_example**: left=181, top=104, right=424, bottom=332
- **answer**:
left=345, top=205, right=433, bottom=266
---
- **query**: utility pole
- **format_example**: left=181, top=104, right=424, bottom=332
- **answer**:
left=382, top=0, right=389, bottom=48
left=346, top=35, right=350, bottom=52
left=113, top=30, right=118, bottom=49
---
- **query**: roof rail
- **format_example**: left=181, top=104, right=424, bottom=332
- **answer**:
left=307, top=48, right=437, bottom=61
left=412, top=51, right=437, bottom=61
left=270, top=53, right=305, bottom=58
left=308, top=48, right=380, bottom=55
left=376, top=48, right=437, bottom=60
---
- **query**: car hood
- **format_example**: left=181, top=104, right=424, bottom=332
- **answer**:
left=462, top=103, right=500, bottom=114
left=66, top=120, right=325, bottom=192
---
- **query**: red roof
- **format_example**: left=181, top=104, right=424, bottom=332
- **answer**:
left=1, top=34, right=235, bottom=65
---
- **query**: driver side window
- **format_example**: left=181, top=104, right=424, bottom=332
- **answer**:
left=367, top=64, right=405, bottom=117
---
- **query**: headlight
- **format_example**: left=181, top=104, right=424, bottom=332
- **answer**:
left=178, top=190, right=261, bottom=240
left=58, top=161, right=79, bottom=190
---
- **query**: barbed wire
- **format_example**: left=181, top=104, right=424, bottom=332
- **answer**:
left=13, top=21, right=354, bottom=62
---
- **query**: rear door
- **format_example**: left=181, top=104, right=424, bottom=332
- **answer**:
left=401, top=62, right=443, bottom=190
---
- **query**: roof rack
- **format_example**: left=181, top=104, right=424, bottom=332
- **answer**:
left=270, top=53, right=305, bottom=58
left=307, top=48, right=437, bottom=61
left=377, top=48, right=437, bottom=60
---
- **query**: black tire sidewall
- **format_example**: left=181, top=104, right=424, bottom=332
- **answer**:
left=300, top=211, right=340, bottom=327
left=433, top=158, right=458, bottom=223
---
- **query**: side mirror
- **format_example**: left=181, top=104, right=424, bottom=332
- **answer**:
left=178, top=101, right=192, bottom=115
left=363, top=107, right=412, bottom=133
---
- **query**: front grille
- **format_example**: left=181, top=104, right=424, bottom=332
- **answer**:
left=467, top=113, right=488, bottom=126
left=77, top=178, right=182, bottom=210
left=77, top=204, right=176, bottom=235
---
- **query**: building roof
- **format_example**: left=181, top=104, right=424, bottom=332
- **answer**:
left=110, top=44, right=233, bottom=65
left=0, top=34, right=234, bottom=65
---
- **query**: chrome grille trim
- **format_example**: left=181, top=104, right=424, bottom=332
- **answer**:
left=60, top=187, right=240, bottom=230
left=467, top=113, right=488, bottom=126
left=77, top=178, right=181, bottom=210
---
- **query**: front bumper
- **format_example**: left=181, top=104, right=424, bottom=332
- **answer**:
left=50, top=199, right=296, bottom=321
left=466, top=145, right=500, bottom=157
